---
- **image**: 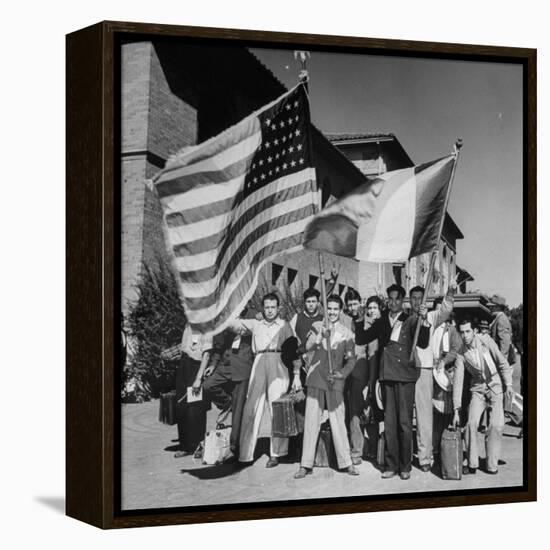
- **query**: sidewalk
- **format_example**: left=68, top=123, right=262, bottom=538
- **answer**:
left=121, top=401, right=524, bottom=511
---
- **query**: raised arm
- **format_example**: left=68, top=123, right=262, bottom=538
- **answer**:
left=354, top=316, right=380, bottom=346
left=227, top=318, right=256, bottom=335
left=429, top=278, right=457, bottom=329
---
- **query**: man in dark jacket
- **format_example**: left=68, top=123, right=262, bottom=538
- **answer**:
left=354, top=284, right=430, bottom=480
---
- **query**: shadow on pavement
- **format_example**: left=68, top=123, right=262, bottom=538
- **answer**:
left=180, top=463, right=241, bottom=480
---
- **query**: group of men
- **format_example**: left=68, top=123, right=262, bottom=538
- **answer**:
left=185, top=281, right=517, bottom=481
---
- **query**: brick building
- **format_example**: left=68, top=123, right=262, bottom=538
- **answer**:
left=121, top=38, right=367, bottom=313
left=121, top=38, right=477, bottom=320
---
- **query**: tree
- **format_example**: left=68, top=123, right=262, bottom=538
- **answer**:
left=124, top=259, right=186, bottom=401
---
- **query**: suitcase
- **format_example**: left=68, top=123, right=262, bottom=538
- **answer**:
left=202, top=427, right=232, bottom=465
left=272, top=393, right=299, bottom=438
left=440, top=427, right=463, bottom=480
left=504, top=392, right=523, bottom=426
left=158, top=390, right=177, bottom=425
left=314, top=422, right=337, bottom=468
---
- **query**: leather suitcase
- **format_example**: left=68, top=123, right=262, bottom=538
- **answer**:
left=158, top=390, right=177, bottom=425
left=504, top=392, right=523, bottom=426
left=440, top=428, right=463, bottom=480
left=272, top=393, right=299, bottom=438
left=314, top=422, right=337, bottom=468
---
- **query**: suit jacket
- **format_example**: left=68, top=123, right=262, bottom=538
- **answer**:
left=432, top=323, right=462, bottom=367
left=354, top=311, right=430, bottom=383
left=305, top=320, right=355, bottom=392
left=212, top=329, right=253, bottom=381
left=452, top=333, right=513, bottom=409
left=490, top=311, right=515, bottom=363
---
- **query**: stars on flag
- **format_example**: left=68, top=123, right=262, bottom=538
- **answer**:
left=244, top=88, right=309, bottom=197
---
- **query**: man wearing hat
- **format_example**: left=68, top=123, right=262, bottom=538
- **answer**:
left=354, top=284, right=430, bottom=480
left=489, top=294, right=516, bottom=366
left=478, top=319, right=490, bottom=335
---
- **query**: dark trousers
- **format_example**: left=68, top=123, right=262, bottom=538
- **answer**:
left=175, top=354, right=208, bottom=453
left=383, top=381, right=415, bottom=473
left=202, top=364, right=249, bottom=451
left=346, top=376, right=366, bottom=458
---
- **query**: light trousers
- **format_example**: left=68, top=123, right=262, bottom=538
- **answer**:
left=465, top=389, right=504, bottom=471
left=239, top=354, right=289, bottom=462
left=301, top=386, right=352, bottom=470
left=415, top=368, right=434, bottom=466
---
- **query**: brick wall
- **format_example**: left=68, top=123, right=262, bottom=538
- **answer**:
left=121, top=41, right=199, bottom=312
left=121, top=42, right=152, bottom=309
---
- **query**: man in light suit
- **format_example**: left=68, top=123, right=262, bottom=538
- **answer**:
left=452, top=318, right=514, bottom=474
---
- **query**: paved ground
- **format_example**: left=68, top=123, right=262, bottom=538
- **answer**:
left=121, top=399, right=524, bottom=511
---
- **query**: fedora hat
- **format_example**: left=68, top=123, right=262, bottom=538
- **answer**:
left=489, top=294, right=506, bottom=307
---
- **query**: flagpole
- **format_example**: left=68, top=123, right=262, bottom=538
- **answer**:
left=296, top=50, right=334, bottom=375
left=409, top=139, right=463, bottom=360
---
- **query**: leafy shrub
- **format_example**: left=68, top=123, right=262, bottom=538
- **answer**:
left=123, top=259, right=186, bottom=400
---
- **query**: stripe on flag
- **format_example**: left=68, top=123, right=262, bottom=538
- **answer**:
left=153, top=83, right=318, bottom=335
left=303, top=155, right=455, bottom=263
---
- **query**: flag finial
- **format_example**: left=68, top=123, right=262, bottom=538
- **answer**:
left=453, top=138, right=463, bottom=155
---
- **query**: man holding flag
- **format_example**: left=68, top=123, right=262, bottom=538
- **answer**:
left=303, top=142, right=462, bottom=477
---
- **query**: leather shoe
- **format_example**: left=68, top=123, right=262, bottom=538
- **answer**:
left=346, top=465, right=359, bottom=476
left=463, top=465, right=476, bottom=475
left=486, top=468, right=498, bottom=475
left=294, top=467, right=312, bottom=479
left=174, top=450, right=191, bottom=458
left=352, top=457, right=362, bottom=466
left=266, top=457, right=279, bottom=468
left=420, top=464, right=431, bottom=473
left=381, top=470, right=397, bottom=479
left=400, top=471, right=411, bottom=480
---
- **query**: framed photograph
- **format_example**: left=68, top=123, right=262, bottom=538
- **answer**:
left=66, top=20, right=536, bottom=529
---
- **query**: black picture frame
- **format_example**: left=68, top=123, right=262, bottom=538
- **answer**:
left=66, top=20, right=536, bottom=529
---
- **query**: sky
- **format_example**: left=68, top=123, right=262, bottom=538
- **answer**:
left=251, top=48, right=524, bottom=307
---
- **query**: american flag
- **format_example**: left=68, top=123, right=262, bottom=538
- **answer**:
left=152, top=84, right=319, bottom=335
